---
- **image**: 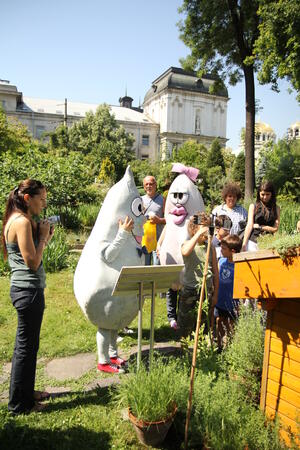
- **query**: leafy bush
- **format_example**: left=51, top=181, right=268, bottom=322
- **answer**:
left=42, top=226, right=70, bottom=273
left=78, top=203, right=100, bottom=228
left=278, top=201, right=300, bottom=234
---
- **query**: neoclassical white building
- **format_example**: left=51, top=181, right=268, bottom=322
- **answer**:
left=0, top=67, right=228, bottom=161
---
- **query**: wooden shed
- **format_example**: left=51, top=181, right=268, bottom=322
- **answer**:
left=233, top=249, right=300, bottom=446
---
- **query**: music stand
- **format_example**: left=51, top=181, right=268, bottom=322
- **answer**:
left=112, top=264, right=184, bottom=370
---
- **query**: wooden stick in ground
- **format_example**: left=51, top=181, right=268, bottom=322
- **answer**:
left=184, top=234, right=212, bottom=450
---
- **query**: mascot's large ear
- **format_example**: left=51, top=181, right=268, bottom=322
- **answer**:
left=125, top=165, right=136, bottom=191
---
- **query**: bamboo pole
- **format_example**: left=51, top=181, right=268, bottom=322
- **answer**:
left=184, top=234, right=212, bottom=450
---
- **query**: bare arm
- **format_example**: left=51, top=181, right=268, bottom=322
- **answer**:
left=242, top=204, right=255, bottom=251
left=181, top=226, right=208, bottom=257
left=260, top=206, right=280, bottom=234
left=211, top=247, right=219, bottom=308
left=16, top=218, right=50, bottom=271
left=149, top=215, right=166, bottom=225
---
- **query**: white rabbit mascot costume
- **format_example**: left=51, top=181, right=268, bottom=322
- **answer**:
left=74, top=166, right=145, bottom=373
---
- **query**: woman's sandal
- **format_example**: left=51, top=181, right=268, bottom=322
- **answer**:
left=34, top=390, right=50, bottom=401
left=30, top=402, right=47, bottom=413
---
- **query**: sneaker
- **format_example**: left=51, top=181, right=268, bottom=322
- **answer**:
left=116, top=335, right=124, bottom=343
left=110, top=356, right=127, bottom=367
left=170, top=319, right=178, bottom=330
left=123, top=327, right=134, bottom=334
left=97, top=363, right=125, bottom=374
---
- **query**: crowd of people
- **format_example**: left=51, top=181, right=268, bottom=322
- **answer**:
left=0, top=171, right=285, bottom=414
left=142, top=176, right=282, bottom=351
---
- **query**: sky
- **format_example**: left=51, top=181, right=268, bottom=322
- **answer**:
left=1, top=0, right=299, bottom=153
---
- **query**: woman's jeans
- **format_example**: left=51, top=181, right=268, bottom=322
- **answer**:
left=8, top=286, right=45, bottom=414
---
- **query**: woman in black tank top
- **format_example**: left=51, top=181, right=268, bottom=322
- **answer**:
left=2, top=179, right=54, bottom=414
left=242, top=181, right=280, bottom=252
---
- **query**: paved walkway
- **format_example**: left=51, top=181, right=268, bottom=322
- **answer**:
left=0, top=342, right=180, bottom=403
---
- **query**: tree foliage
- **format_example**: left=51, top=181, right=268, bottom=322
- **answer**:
left=0, top=148, right=92, bottom=216
left=232, top=151, right=245, bottom=193
left=47, top=104, right=135, bottom=180
left=206, top=138, right=225, bottom=174
left=0, top=108, right=32, bottom=154
left=258, top=139, right=300, bottom=200
left=254, top=0, right=300, bottom=102
left=98, top=156, right=116, bottom=185
left=178, top=0, right=260, bottom=199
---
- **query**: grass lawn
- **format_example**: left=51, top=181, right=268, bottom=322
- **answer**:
left=0, top=271, right=179, bottom=450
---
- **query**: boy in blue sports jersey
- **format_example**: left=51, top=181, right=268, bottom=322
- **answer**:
left=214, top=234, right=242, bottom=351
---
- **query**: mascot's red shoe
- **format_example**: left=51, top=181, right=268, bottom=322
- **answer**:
left=97, top=363, right=125, bottom=374
left=110, top=357, right=127, bottom=367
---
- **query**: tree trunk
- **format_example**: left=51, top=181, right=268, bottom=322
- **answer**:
left=243, top=65, right=255, bottom=199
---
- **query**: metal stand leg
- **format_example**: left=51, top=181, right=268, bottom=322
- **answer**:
left=137, top=282, right=143, bottom=370
left=149, top=281, right=155, bottom=371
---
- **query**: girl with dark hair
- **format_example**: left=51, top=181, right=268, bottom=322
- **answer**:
left=2, top=179, right=54, bottom=414
left=242, top=181, right=280, bottom=252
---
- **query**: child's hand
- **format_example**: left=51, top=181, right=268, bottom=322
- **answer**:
left=196, top=225, right=209, bottom=240
left=119, top=216, right=134, bottom=232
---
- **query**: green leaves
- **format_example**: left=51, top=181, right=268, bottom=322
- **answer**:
left=254, top=0, right=300, bottom=101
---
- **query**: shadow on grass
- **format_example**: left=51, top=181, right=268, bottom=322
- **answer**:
left=0, top=422, right=110, bottom=450
left=44, top=387, right=112, bottom=413
left=120, top=324, right=180, bottom=343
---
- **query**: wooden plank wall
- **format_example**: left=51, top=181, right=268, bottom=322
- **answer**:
left=262, top=299, right=300, bottom=445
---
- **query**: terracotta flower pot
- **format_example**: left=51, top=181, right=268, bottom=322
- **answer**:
left=128, top=404, right=177, bottom=447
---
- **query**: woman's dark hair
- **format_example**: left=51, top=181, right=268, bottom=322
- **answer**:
left=221, top=183, right=242, bottom=202
left=1, top=179, right=45, bottom=257
left=255, top=180, right=277, bottom=219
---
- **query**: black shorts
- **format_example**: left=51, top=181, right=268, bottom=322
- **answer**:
left=214, top=306, right=238, bottom=321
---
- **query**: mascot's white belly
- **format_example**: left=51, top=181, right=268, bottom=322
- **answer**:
left=74, top=167, right=145, bottom=330
left=160, top=172, right=205, bottom=268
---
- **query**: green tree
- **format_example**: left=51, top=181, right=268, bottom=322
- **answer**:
left=0, top=148, right=92, bottom=216
left=232, top=151, right=245, bottom=194
left=67, top=104, right=134, bottom=179
left=205, top=166, right=226, bottom=207
left=263, top=139, right=300, bottom=200
left=206, top=138, right=225, bottom=174
left=0, top=108, right=32, bottom=154
left=254, top=0, right=300, bottom=101
left=98, top=156, right=116, bottom=185
left=47, top=124, right=70, bottom=153
left=222, top=147, right=236, bottom=177
left=171, top=140, right=207, bottom=166
left=178, top=0, right=260, bottom=199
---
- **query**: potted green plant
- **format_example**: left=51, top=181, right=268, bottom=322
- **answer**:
left=116, top=357, right=187, bottom=447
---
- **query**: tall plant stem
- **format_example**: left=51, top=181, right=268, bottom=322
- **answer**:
left=184, top=234, right=212, bottom=450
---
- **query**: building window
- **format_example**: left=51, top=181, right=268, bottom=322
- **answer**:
left=142, top=135, right=149, bottom=146
left=141, top=154, right=149, bottom=160
left=295, top=128, right=299, bottom=137
left=1, top=100, right=6, bottom=109
left=35, top=125, right=46, bottom=139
